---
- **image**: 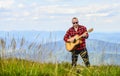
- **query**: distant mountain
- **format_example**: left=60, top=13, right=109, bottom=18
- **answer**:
left=89, top=32, right=120, bottom=44
left=0, top=31, right=120, bottom=65
left=35, top=39, right=120, bottom=65
left=0, top=31, right=120, bottom=43
left=43, top=39, right=120, bottom=53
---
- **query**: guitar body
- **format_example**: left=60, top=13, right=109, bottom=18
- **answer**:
left=65, top=38, right=82, bottom=52
left=65, top=28, right=93, bottom=52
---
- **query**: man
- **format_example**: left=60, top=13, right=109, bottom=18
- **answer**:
left=64, top=17, right=90, bottom=67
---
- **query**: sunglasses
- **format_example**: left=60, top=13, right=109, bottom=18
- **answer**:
left=73, top=22, right=78, bottom=24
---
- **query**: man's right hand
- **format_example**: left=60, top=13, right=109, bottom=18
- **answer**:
left=67, top=37, right=75, bottom=42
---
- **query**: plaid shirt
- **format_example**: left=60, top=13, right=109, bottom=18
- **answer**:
left=64, top=25, right=88, bottom=50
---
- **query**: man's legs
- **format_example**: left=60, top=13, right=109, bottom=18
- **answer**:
left=79, top=48, right=90, bottom=67
left=71, top=50, right=79, bottom=67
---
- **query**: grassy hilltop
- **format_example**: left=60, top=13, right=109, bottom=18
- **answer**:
left=0, top=32, right=120, bottom=76
left=0, top=58, right=120, bottom=76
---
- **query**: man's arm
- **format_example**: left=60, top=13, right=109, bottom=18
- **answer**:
left=64, top=30, right=70, bottom=42
left=81, top=27, right=89, bottom=39
left=64, top=30, right=75, bottom=42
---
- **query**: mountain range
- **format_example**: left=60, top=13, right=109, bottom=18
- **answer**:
left=0, top=31, right=120, bottom=65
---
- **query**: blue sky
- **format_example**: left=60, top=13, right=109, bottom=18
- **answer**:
left=0, top=0, right=120, bottom=32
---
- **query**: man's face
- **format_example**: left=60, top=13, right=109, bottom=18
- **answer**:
left=72, top=19, right=79, bottom=27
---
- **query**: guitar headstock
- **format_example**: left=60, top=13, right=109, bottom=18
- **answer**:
left=88, top=28, right=94, bottom=33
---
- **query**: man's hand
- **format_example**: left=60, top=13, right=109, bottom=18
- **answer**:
left=81, top=33, right=87, bottom=37
left=67, top=37, right=75, bottom=42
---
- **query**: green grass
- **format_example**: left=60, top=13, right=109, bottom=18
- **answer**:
left=0, top=58, right=120, bottom=76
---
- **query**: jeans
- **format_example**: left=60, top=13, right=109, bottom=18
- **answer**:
left=71, top=48, right=90, bottom=67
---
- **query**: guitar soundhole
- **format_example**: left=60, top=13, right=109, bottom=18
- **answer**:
left=73, top=39, right=76, bottom=43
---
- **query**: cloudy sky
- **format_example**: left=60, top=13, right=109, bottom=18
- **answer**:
left=0, top=0, right=120, bottom=32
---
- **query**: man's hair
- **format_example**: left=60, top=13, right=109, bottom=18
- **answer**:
left=72, top=17, right=79, bottom=23
left=72, top=17, right=78, bottom=20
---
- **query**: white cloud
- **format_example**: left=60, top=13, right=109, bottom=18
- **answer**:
left=105, top=19, right=113, bottom=23
left=49, top=16, right=55, bottom=19
left=33, top=16, right=39, bottom=20
left=6, top=17, right=17, bottom=21
left=0, top=0, right=14, bottom=9
left=13, top=13, right=19, bottom=17
left=0, top=0, right=119, bottom=32
left=34, top=3, right=119, bottom=16
left=18, top=3, right=25, bottom=8
left=23, top=11, right=30, bottom=16
left=75, top=4, right=119, bottom=15
left=19, top=18, right=25, bottom=21
left=36, top=5, right=76, bottom=14
left=86, top=13, right=110, bottom=17
left=31, top=2, right=38, bottom=7
left=1, top=12, right=10, bottom=16
left=45, top=0, right=61, bottom=2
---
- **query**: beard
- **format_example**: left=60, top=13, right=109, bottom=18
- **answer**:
left=73, top=24, right=79, bottom=28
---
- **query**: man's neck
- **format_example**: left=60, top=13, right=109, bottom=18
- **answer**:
left=74, top=26, right=78, bottom=32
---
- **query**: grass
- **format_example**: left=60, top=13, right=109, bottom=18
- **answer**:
left=0, top=34, right=120, bottom=76
left=0, top=58, right=120, bottom=76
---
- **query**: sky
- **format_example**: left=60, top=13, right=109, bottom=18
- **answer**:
left=0, top=0, right=120, bottom=32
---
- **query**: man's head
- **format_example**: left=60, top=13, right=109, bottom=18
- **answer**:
left=72, top=17, right=79, bottom=27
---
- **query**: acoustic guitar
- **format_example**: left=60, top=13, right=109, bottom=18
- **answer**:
left=65, top=28, right=93, bottom=52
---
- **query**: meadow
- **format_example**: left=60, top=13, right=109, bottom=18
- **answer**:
left=0, top=58, right=120, bottom=76
left=0, top=32, right=120, bottom=76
